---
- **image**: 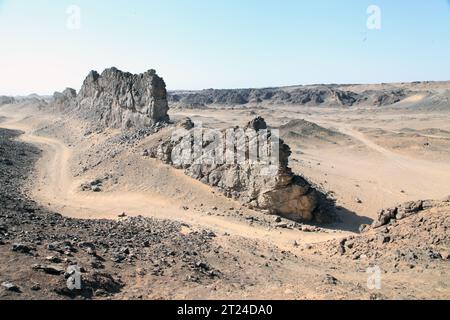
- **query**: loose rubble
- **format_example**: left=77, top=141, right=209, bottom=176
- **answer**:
left=0, top=128, right=228, bottom=299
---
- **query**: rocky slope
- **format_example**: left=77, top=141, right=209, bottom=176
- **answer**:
left=318, top=199, right=450, bottom=274
left=148, top=117, right=335, bottom=223
left=279, top=119, right=351, bottom=146
left=0, top=128, right=232, bottom=299
left=52, top=67, right=170, bottom=129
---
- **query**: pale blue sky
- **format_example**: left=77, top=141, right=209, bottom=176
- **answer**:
left=0, top=0, right=449, bottom=95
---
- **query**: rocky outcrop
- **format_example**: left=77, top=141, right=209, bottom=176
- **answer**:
left=52, top=88, right=77, bottom=111
left=372, top=199, right=450, bottom=228
left=319, top=200, right=450, bottom=274
left=53, top=67, right=170, bottom=129
left=0, top=96, right=15, bottom=106
left=149, top=117, right=335, bottom=223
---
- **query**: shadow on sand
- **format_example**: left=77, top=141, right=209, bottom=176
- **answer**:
left=323, top=207, right=374, bottom=233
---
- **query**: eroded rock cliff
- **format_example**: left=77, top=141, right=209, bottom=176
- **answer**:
left=0, top=96, right=15, bottom=106
left=53, top=67, right=170, bottom=129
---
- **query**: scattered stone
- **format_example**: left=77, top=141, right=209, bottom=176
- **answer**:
left=301, top=225, right=318, bottom=232
left=53, top=67, right=170, bottom=129
left=46, top=256, right=63, bottom=264
left=378, top=235, right=391, bottom=245
left=91, top=260, right=105, bottom=269
left=31, top=283, right=41, bottom=291
left=428, top=251, right=442, bottom=260
left=0, top=127, right=232, bottom=300
left=32, top=264, right=65, bottom=275
left=1, top=281, right=21, bottom=293
left=92, top=186, right=102, bottom=193
left=359, top=224, right=370, bottom=233
left=323, top=274, right=339, bottom=285
left=111, top=255, right=126, bottom=263
left=11, top=243, right=34, bottom=254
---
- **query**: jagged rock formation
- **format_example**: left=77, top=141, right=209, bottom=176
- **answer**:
left=53, top=67, right=170, bottom=129
left=149, top=117, right=335, bottom=223
left=0, top=96, right=15, bottom=106
left=372, top=199, right=450, bottom=228
left=52, top=88, right=77, bottom=111
left=168, top=86, right=413, bottom=108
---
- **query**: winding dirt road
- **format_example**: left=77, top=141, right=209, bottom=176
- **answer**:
left=338, top=126, right=450, bottom=194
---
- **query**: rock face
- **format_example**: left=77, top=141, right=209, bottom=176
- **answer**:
left=53, top=67, right=170, bottom=129
left=372, top=199, right=449, bottom=228
left=320, top=199, right=450, bottom=274
left=0, top=96, right=15, bottom=105
left=150, top=117, right=334, bottom=223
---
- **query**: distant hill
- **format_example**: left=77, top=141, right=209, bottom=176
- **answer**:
left=168, top=81, right=450, bottom=109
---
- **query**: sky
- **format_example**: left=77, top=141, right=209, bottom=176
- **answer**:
left=0, top=0, right=449, bottom=95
